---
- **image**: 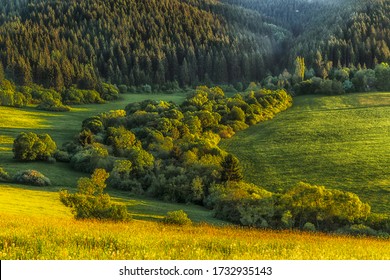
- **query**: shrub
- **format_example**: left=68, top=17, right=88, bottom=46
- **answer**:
left=303, top=222, right=316, bottom=232
left=13, top=132, right=57, bottom=161
left=100, top=83, right=119, bottom=100
left=162, top=210, right=192, bottom=226
left=141, top=84, right=152, bottom=93
left=13, top=170, right=51, bottom=186
left=54, top=150, right=71, bottom=162
left=60, top=169, right=131, bottom=221
left=336, top=224, right=378, bottom=237
left=118, top=84, right=128, bottom=93
left=0, top=167, right=11, bottom=182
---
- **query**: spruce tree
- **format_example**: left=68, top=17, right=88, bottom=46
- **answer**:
left=220, top=154, right=243, bottom=182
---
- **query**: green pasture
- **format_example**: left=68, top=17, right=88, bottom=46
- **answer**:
left=221, top=92, right=390, bottom=212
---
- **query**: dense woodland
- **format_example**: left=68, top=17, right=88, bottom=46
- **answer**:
left=226, top=0, right=390, bottom=70
left=0, top=0, right=284, bottom=90
left=0, top=0, right=389, bottom=102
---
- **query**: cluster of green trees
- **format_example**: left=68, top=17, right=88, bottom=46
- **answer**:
left=225, top=0, right=390, bottom=81
left=289, top=0, right=390, bottom=71
left=262, top=61, right=390, bottom=95
left=60, top=169, right=130, bottom=221
left=0, top=72, right=120, bottom=110
left=0, top=0, right=283, bottom=89
left=56, top=85, right=390, bottom=234
left=208, top=181, right=373, bottom=232
left=57, top=86, right=291, bottom=203
left=13, top=132, right=57, bottom=162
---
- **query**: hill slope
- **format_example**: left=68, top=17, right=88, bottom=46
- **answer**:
left=221, top=92, right=390, bottom=213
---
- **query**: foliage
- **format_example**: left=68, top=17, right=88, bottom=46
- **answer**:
left=220, top=154, right=243, bottom=182
left=13, top=170, right=51, bottom=186
left=69, top=144, right=114, bottom=173
left=60, top=169, right=130, bottom=221
left=13, top=132, right=57, bottom=161
left=0, top=0, right=282, bottom=88
left=162, top=210, right=192, bottom=226
left=0, top=167, right=11, bottom=182
left=280, top=182, right=371, bottom=230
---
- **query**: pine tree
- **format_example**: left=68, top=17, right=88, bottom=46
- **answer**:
left=0, top=61, right=4, bottom=82
left=220, top=154, right=243, bottom=182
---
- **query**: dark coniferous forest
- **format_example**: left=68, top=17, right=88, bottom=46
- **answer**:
left=1, top=0, right=390, bottom=91
left=0, top=0, right=282, bottom=89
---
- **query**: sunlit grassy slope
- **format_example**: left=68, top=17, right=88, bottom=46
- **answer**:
left=0, top=184, right=223, bottom=224
left=221, top=92, right=390, bottom=213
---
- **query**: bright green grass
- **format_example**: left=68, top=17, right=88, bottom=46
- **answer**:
left=221, top=92, right=390, bottom=213
left=0, top=185, right=72, bottom=218
left=0, top=184, right=225, bottom=225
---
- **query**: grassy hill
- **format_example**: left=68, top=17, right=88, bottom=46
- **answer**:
left=221, top=92, right=390, bottom=213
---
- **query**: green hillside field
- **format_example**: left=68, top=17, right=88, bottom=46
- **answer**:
left=221, top=92, right=390, bottom=213
left=1, top=91, right=390, bottom=259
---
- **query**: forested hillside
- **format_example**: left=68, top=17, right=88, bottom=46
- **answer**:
left=1, top=0, right=390, bottom=89
left=0, top=0, right=288, bottom=89
left=225, top=0, right=390, bottom=71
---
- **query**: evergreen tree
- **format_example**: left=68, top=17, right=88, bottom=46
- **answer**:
left=220, top=154, right=243, bottom=182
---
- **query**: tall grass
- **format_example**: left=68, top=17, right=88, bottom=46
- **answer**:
left=1, top=212, right=389, bottom=260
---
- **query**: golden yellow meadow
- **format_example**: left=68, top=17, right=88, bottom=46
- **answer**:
left=1, top=212, right=389, bottom=260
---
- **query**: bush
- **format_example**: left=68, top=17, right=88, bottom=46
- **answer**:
left=37, top=101, right=70, bottom=112
left=60, top=169, right=131, bottom=221
left=118, top=84, right=128, bottom=94
left=54, top=150, right=71, bottom=162
left=336, top=224, right=378, bottom=237
left=162, top=210, right=192, bottom=226
left=13, top=170, right=51, bottom=186
left=0, top=167, right=11, bottom=182
left=13, top=132, right=57, bottom=161
left=303, top=222, right=316, bottom=232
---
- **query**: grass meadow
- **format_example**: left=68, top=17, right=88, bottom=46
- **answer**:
left=221, top=92, right=390, bottom=213
left=1, top=91, right=390, bottom=260
left=1, top=209, right=390, bottom=260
